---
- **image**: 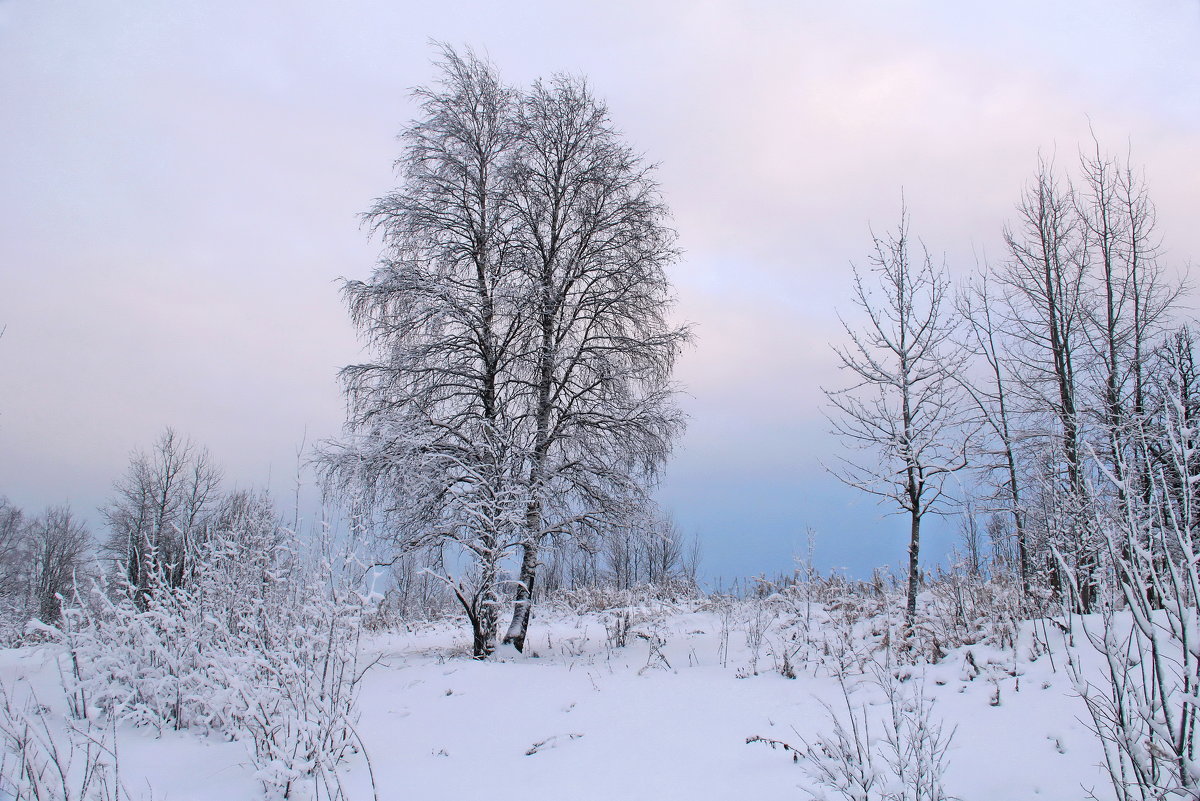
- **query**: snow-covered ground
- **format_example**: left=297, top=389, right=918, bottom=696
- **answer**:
left=0, top=600, right=1113, bottom=800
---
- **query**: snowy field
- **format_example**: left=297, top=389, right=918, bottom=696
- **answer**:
left=0, top=596, right=1115, bottom=800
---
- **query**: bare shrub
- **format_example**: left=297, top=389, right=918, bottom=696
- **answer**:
left=750, top=663, right=956, bottom=801
left=0, top=681, right=135, bottom=801
left=743, top=601, right=777, bottom=676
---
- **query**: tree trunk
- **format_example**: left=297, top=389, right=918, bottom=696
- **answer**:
left=1004, top=446, right=1030, bottom=597
left=458, top=571, right=500, bottom=660
left=504, top=278, right=555, bottom=652
left=906, top=510, right=921, bottom=630
left=504, top=537, right=539, bottom=651
left=472, top=595, right=498, bottom=660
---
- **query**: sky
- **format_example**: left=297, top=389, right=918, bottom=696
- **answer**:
left=1, top=0, right=1199, bottom=582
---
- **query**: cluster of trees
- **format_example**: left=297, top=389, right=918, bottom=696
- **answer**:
left=322, top=46, right=689, bottom=657
left=523, top=508, right=698, bottom=596
left=0, top=498, right=90, bottom=636
left=100, top=428, right=223, bottom=607
left=0, top=428, right=291, bottom=638
left=824, top=150, right=1200, bottom=797
left=826, top=140, right=1187, bottom=627
left=373, top=507, right=697, bottom=623
left=0, top=426, right=372, bottom=797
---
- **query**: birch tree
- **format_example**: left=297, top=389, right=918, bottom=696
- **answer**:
left=502, top=74, right=688, bottom=650
left=824, top=211, right=969, bottom=628
left=324, top=46, right=524, bottom=658
left=327, top=49, right=688, bottom=654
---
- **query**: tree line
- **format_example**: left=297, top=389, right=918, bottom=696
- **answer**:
left=0, top=428, right=289, bottom=640
left=825, top=139, right=1189, bottom=630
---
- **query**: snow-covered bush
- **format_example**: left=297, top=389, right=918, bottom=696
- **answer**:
left=0, top=680, right=133, bottom=801
left=236, top=581, right=366, bottom=797
left=750, top=663, right=956, bottom=801
left=1063, top=491, right=1200, bottom=799
left=916, top=565, right=1024, bottom=659
left=547, top=581, right=697, bottom=615
left=743, top=601, right=777, bottom=676
left=57, top=494, right=370, bottom=799
left=762, top=564, right=1027, bottom=670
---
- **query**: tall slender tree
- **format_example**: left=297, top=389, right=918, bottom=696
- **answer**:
left=958, top=274, right=1029, bottom=593
left=992, top=159, right=1099, bottom=609
left=824, top=210, right=970, bottom=628
left=999, top=159, right=1088, bottom=499
left=1076, top=138, right=1179, bottom=510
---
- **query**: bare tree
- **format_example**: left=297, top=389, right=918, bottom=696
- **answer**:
left=1117, top=152, right=1176, bottom=478
left=1078, top=136, right=1128, bottom=496
left=102, top=428, right=222, bottom=606
left=957, top=273, right=1030, bottom=592
left=999, top=158, right=1088, bottom=496
left=326, top=49, right=687, bottom=654
left=502, top=73, right=689, bottom=650
left=0, top=497, right=28, bottom=636
left=1076, top=137, right=1180, bottom=511
left=26, top=505, right=90, bottom=624
left=824, top=210, right=970, bottom=629
left=644, top=513, right=688, bottom=587
left=0, top=497, right=25, bottom=599
left=0, top=500, right=89, bottom=632
left=988, top=147, right=1179, bottom=610
left=993, top=158, right=1099, bottom=609
left=322, top=46, right=524, bottom=657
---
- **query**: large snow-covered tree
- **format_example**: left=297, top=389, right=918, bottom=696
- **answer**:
left=325, top=47, right=687, bottom=655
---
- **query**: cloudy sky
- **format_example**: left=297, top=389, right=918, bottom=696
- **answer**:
left=2, top=0, right=1198, bottom=581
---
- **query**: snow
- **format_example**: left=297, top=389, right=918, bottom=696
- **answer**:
left=0, top=603, right=1115, bottom=800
